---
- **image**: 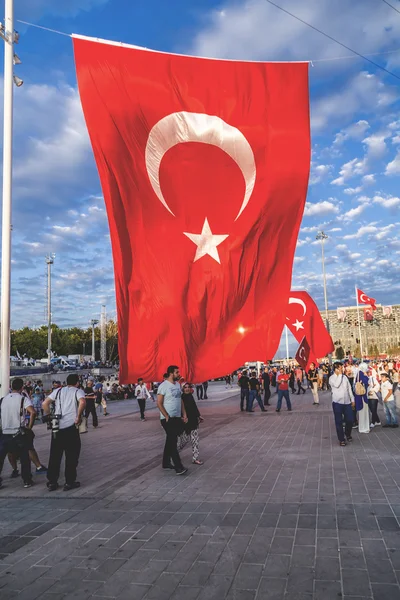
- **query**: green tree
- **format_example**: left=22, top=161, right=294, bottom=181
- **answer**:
left=335, top=346, right=345, bottom=360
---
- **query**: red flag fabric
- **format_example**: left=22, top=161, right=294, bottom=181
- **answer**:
left=286, top=291, right=334, bottom=359
left=295, top=336, right=311, bottom=369
left=356, top=288, right=377, bottom=310
left=73, top=36, right=310, bottom=382
left=364, top=307, right=374, bottom=322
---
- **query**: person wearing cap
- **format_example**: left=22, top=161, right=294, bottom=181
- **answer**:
left=354, top=363, right=370, bottom=434
left=381, top=372, right=398, bottom=428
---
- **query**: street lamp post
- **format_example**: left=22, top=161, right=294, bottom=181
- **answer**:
left=45, top=254, right=55, bottom=365
left=90, top=319, right=98, bottom=363
left=316, top=231, right=332, bottom=363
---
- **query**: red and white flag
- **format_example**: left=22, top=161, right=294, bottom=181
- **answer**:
left=295, top=336, right=311, bottom=370
left=73, top=36, right=310, bottom=382
left=356, top=288, right=377, bottom=310
left=286, top=291, right=334, bottom=360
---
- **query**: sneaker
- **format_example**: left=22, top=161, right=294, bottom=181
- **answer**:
left=104, top=412, right=110, bottom=416
left=346, top=437, right=353, bottom=442
left=370, top=423, right=375, bottom=429
left=63, top=482, right=81, bottom=491
left=287, top=408, right=292, bottom=411
left=11, top=469, right=19, bottom=478
left=24, top=481, right=33, bottom=488
left=382, top=424, right=391, bottom=428
left=47, top=482, right=59, bottom=491
left=163, top=464, right=175, bottom=470
left=352, top=424, right=358, bottom=429
left=176, top=468, right=188, bottom=476
left=374, top=422, right=381, bottom=426
left=392, top=424, right=399, bottom=428
left=192, top=460, right=204, bottom=465
left=140, top=418, right=146, bottom=421
left=276, top=409, right=280, bottom=412
left=36, top=465, right=47, bottom=474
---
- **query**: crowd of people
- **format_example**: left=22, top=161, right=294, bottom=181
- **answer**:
left=0, top=358, right=398, bottom=488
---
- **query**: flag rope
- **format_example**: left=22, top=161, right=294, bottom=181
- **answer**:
left=15, top=20, right=400, bottom=69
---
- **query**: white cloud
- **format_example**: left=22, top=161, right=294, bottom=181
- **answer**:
left=385, top=151, right=400, bottom=175
left=342, top=205, right=367, bottom=221
left=333, top=120, right=370, bottom=145
left=331, top=158, right=366, bottom=186
left=343, top=225, right=378, bottom=239
left=373, top=195, right=400, bottom=209
left=304, top=200, right=339, bottom=217
left=309, top=164, right=333, bottom=185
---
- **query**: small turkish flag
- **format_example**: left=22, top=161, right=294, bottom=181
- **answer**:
left=364, top=307, right=374, bottom=322
left=73, top=36, right=310, bottom=382
left=356, top=288, right=377, bottom=310
left=295, top=336, right=311, bottom=369
left=286, top=291, right=334, bottom=359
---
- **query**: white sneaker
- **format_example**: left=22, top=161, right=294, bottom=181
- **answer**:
left=370, top=423, right=375, bottom=429
left=374, top=422, right=381, bottom=426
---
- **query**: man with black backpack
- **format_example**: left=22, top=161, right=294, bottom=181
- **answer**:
left=0, top=378, right=36, bottom=488
left=42, top=373, right=86, bottom=491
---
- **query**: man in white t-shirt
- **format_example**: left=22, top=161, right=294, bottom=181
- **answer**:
left=157, top=365, right=188, bottom=475
left=42, top=373, right=86, bottom=491
left=135, top=378, right=151, bottom=421
left=381, top=372, right=398, bottom=428
left=0, top=378, right=36, bottom=488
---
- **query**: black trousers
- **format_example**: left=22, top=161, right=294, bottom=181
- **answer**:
left=137, top=398, right=146, bottom=419
left=85, top=400, right=98, bottom=427
left=202, top=382, right=208, bottom=399
left=368, top=398, right=381, bottom=425
left=161, top=418, right=183, bottom=471
left=196, top=385, right=204, bottom=400
left=297, top=379, right=306, bottom=394
left=0, top=433, right=32, bottom=484
left=47, top=425, right=81, bottom=486
left=264, top=387, right=271, bottom=405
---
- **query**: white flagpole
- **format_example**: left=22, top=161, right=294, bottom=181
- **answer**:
left=355, top=285, right=364, bottom=359
left=0, top=0, right=15, bottom=394
left=285, top=326, right=289, bottom=362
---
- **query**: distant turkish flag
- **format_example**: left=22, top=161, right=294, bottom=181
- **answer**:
left=357, top=288, right=377, bottom=310
left=295, top=336, right=311, bottom=369
left=73, top=35, right=310, bottom=382
left=286, top=291, right=334, bottom=359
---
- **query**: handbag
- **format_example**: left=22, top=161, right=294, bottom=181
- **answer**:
left=78, top=416, right=88, bottom=434
left=355, top=374, right=366, bottom=396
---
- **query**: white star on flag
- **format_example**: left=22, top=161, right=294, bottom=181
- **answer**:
left=184, top=218, right=229, bottom=264
left=293, top=320, right=304, bottom=331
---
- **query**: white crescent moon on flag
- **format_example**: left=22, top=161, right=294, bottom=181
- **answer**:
left=289, top=297, right=307, bottom=316
left=145, top=111, right=256, bottom=220
left=299, top=347, right=306, bottom=360
left=360, top=293, right=368, bottom=302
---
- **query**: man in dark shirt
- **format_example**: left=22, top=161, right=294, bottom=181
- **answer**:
left=238, top=370, right=250, bottom=412
left=249, top=372, right=266, bottom=413
left=262, top=368, right=271, bottom=406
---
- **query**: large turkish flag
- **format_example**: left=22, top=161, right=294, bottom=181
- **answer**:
left=73, top=35, right=310, bottom=382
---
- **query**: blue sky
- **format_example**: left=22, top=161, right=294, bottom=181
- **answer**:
left=6, top=0, right=400, bottom=357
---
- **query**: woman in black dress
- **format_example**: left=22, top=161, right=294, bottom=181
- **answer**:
left=178, top=383, right=204, bottom=465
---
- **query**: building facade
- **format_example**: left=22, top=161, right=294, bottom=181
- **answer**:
left=322, top=304, right=400, bottom=357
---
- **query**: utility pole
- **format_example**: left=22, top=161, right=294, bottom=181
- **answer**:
left=0, top=0, right=21, bottom=392
left=91, top=319, right=99, bottom=363
left=45, top=254, right=55, bottom=365
left=100, top=304, right=106, bottom=364
left=316, top=231, right=332, bottom=364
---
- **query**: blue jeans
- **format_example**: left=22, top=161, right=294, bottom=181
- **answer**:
left=384, top=401, right=398, bottom=425
left=277, top=390, right=291, bottom=410
left=332, top=402, right=353, bottom=442
left=248, top=390, right=264, bottom=412
left=240, top=389, right=249, bottom=411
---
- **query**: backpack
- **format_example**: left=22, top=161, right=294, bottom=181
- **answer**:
left=355, top=374, right=366, bottom=396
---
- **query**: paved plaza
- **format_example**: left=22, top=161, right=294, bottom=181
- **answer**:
left=1, top=382, right=400, bottom=599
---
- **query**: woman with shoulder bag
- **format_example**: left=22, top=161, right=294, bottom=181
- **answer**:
left=354, top=363, right=370, bottom=433
left=367, top=368, right=381, bottom=428
left=177, top=383, right=204, bottom=465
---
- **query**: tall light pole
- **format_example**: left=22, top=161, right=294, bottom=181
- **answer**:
left=0, top=0, right=21, bottom=392
left=100, top=304, right=106, bottom=364
left=316, top=231, right=332, bottom=363
left=46, top=254, right=55, bottom=365
left=91, top=319, right=98, bottom=362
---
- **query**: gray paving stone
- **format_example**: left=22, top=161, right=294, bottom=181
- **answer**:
left=256, top=577, right=286, bottom=600
left=342, top=568, right=372, bottom=597
left=232, top=563, right=263, bottom=590
left=371, top=583, right=400, bottom=600
left=314, top=580, right=342, bottom=600
left=315, top=556, right=340, bottom=581
left=291, top=545, right=315, bottom=567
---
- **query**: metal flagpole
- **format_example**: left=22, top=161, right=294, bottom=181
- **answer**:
left=316, top=231, right=332, bottom=364
left=355, top=285, right=364, bottom=359
left=46, top=254, right=55, bottom=365
left=0, top=0, right=15, bottom=393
